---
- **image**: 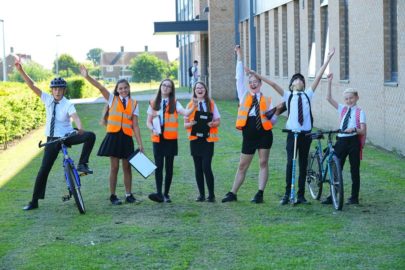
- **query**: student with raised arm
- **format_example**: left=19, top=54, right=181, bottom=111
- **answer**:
left=254, top=48, right=335, bottom=205
left=322, top=73, right=367, bottom=205
left=81, top=66, right=143, bottom=205
left=222, top=45, right=278, bottom=204
left=146, top=79, right=196, bottom=203
left=16, top=60, right=95, bottom=211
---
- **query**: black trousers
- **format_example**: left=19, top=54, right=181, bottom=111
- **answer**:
left=193, top=154, right=214, bottom=198
left=153, top=155, right=174, bottom=196
left=334, top=136, right=361, bottom=199
left=32, top=131, right=96, bottom=201
left=284, top=132, right=312, bottom=197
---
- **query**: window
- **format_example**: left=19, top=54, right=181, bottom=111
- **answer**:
left=245, top=21, right=250, bottom=67
left=256, top=16, right=261, bottom=74
left=384, top=0, right=398, bottom=83
left=308, top=0, right=316, bottom=77
left=294, top=0, right=301, bottom=73
left=107, top=66, right=114, bottom=72
left=282, top=5, right=288, bottom=77
left=339, top=0, right=349, bottom=80
left=320, top=0, right=329, bottom=77
left=265, top=11, right=270, bottom=76
left=274, top=8, right=280, bottom=77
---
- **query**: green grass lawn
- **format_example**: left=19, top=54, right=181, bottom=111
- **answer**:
left=0, top=100, right=404, bottom=269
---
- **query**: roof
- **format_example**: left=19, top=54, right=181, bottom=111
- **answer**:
left=100, top=51, right=169, bottom=66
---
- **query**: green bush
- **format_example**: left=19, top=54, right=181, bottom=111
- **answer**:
left=65, top=78, right=85, bottom=99
left=0, top=89, right=45, bottom=147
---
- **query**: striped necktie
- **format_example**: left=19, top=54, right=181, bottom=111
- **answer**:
left=252, top=95, right=261, bottom=130
left=122, top=98, right=126, bottom=109
left=297, top=93, right=304, bottom=126
left=199, top=102, right=204, bottom=112
left=50, top=101, right=58, bottom=137
left=341, top=107, right=351, bottom=131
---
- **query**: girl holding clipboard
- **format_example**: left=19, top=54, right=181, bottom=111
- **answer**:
left=184, top=82, right=221, bottom=202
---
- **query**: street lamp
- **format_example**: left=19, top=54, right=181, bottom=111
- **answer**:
left=55, top=34, right=61, bottom=75
left=0, top=19, right=6, bottom=82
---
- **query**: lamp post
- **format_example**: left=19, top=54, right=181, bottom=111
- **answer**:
left=0, top=19, right=6, bottom=81
left=55, top=34, right=61, bottom=75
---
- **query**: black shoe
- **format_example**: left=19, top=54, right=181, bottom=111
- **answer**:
left=346, top=197, right=359, bottom=205
left=163, top=194, right=172, bottom=203
left=206, top=195, right=216, bottom=203
left=221, top=192, right=237, bottom=203
left=280, top=195, right=289, bottom=205
left=195, top=195, right=205, bottom=202
left=23, top=201, right=38, bottom=211
left=125, top=193, right=137, bottom=203
left=148, top=193, right=164, bottom=203
left=251, top=191, right=264, bottom=204
left=77, top=163, right=93, bottom=174
left=321, top=196, right=333, bottom=205
left=110, top=194, right=122, bottom=205
left=296, top=196, right=308, bottom=204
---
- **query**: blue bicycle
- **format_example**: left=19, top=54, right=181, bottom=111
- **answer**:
left=305, top=129, right=344, bottom=210
left=39, top=131, right=86, bottom=214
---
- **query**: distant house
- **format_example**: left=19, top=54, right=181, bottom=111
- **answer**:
left=0, top=48, right=31, bottom=81
left=100, top=46, right=169, bottom=82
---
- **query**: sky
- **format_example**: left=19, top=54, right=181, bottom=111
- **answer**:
left=0, top=0, right=179, bottom=69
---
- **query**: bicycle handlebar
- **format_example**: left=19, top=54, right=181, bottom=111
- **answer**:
left=38, top=131, right=78, bottom=148
left=305, top=129, right=356, bottom=139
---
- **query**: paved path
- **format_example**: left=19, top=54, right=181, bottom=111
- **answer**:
left=71, top=92, right=192, bottom=105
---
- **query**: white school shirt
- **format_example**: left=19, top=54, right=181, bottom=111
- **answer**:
left=147, top=98, right=187, bottom=125
left=283, top=88, right=314, bottom=132
left=184, top=100, right=221, bottom=121
left=107, top=94, right=139, bottom=116
left=41, top=92, right=76, bottom=137
left=235, top=60, right=277, bottom=123
left=337, top=104, right=366, bottom=138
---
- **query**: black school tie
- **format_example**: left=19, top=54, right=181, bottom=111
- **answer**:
left=341, top=107, right=351, bottom=131
left=199, top=102, right=204, bottom=112
left=122, top=98, right=126, bottom=109
left=162, top=100, right=166, bottom=131
left=297, top=93, right=304, bottom=126
left=49, top=101, right=58, bottom=137
left=253, top=95, right=261, bottom=130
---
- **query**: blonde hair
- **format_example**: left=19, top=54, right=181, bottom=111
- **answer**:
left=343, top=88, right=358, bottom=97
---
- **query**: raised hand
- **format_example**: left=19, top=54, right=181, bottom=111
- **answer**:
left=327, top=73, right=333, bottom=82
left=327, top=47, right=335, bottom=60
left=14, top=57, right=22, bottom=71
left=80, top=65, right=88, bottom=77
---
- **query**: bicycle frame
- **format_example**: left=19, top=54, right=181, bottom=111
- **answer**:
left=61, top=143, right=82, bottom=193
left=315, top=133, right=336, bottom=184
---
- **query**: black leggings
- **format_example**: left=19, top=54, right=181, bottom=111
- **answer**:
left=193, top=155, right=214, bottom=198
left=154, top=155, right=174, bottom=195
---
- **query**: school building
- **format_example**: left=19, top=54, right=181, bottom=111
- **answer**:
left=155, top=0, right=404, bottom=155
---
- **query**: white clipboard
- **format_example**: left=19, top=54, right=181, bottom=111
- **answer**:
left=128, top=149, right=157, bottom=179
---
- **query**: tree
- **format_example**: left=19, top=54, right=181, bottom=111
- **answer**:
left=167, top=60, right=179, bottom=80
left=8, top=60, right=52, bottom=82
left=86, top=48, right=103, bottom=65
left=129, top=53, right=167, bottom=83
left=54, top=54, right=80, bottom=77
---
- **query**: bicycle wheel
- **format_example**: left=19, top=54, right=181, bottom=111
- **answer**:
left=65, top=164, right=86, bottom=214
left=329, top=154, right=344, bottom=210
left=306, top=151, right=323, bottom=200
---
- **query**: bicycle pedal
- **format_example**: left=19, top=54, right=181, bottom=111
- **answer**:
left=62, top=195, right=71, bottom=201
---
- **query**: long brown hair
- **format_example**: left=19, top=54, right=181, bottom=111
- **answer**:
left=100, top=79, right=131, bottom=125
left=192, top=81, right=211, bottom=113
left=152, top=79, right=176, bottom=114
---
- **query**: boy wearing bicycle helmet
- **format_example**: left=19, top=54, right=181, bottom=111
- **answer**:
left=324, top=73, right=367, bottom=205
left=15, top=59, right=96, bottom=211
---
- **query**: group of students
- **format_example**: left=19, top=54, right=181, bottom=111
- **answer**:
left=16, top=44, right=366, bottom=211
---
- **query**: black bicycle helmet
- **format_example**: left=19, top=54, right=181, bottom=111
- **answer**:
left=50, top=77, right=67, bottom=88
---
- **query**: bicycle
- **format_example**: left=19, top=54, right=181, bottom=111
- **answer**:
left=305, top=129, right=344, bottom=210
left=38, top=131, right=87, bottom=214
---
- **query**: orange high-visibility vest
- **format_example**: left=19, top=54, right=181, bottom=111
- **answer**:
left=106, top=96, right=136, bottom=136
left=186, top=100, right=219, bottom=142
left=235, top=92, right=273, bottom=130
left=151, top=99, right=179, bottom=143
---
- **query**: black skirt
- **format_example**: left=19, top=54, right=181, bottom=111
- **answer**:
left=98, top=130, right=134, bottom=159
left=153, top=135, right=178, bottom=157
left=241, top=117, right=273, bottom=154
left=190, top=137, right=214, bottom=157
